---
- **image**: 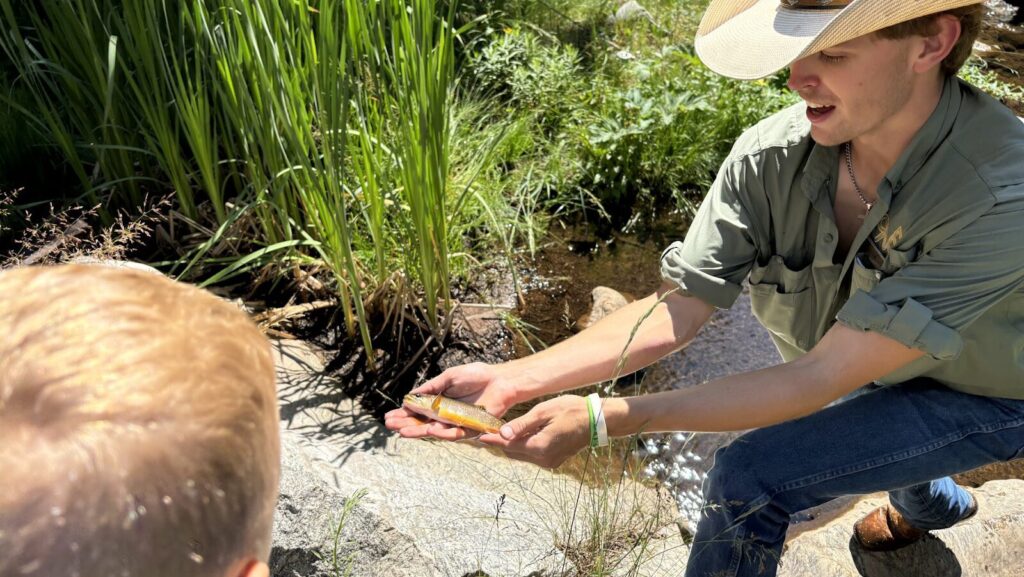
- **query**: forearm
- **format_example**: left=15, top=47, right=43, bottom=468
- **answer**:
left=500, top=283, right=713, bottom=403
left=602, top=358, right=845, bottom=435
left=602, top=323, right=925, bottom=435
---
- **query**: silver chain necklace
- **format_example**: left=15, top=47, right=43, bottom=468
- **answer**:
left=844, top=141, right=873, bottom=218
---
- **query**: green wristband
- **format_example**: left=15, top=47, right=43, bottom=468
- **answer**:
left=586, top=395, right=598, bottom=448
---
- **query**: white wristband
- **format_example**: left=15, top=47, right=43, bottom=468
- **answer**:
left=587, top=393, right=609, bottom=447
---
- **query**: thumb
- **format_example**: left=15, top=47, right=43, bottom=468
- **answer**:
left=499, top=410, right=544, bottom=441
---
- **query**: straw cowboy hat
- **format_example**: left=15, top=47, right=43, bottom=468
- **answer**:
left=695, top=0, right=984, bottom=80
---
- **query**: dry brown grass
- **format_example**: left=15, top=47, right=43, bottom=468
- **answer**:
left=1, top=194, right=171, bottom=269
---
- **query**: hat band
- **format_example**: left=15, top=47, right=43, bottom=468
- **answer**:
left=779, top=0, right=850, bottom=8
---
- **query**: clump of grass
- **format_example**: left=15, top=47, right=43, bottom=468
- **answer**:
left=959, top=56, right=1024, bottom=109
left=0, top=188, right=16, bottom=239
left=329, top=488, right=369, bottom=577
left=546, top=438, right=677, bottom=577
left=538, top=292, right=686, bottom=576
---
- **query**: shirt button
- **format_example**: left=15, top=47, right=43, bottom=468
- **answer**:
left=824, top=233, right=835, bottom=243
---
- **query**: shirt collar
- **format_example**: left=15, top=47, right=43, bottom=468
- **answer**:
left=801, top=128, right=838, bottom=209
left=882, top=75, right=963, bottom=195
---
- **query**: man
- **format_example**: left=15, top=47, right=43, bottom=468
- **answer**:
left=386, top=0, right=1024, bottom=575
left=0, top=264, right=280, bottom=577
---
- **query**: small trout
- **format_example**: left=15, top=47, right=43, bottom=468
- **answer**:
left=402, top=393, right=505, bottom=434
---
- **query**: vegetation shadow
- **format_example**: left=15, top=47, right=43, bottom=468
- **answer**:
left=275, top=341, right=391, bottom=465
left=848, top=534, right=962, bottom=577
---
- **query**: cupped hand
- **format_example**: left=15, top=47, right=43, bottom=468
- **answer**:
left=477, top=395, right=590, bottom=469
left=384, top=362, right=520, bottom=440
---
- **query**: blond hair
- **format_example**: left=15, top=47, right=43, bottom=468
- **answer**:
left=0, top=264, right=279, bottom=577
left=876, top=4, right=983, bottom=76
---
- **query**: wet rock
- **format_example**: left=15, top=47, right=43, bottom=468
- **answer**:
left=987, top=0, right=1022, bottom=24
left=572, top=286, right=635, bottom=332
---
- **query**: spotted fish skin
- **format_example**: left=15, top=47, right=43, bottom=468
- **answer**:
left=402, top=393, right=504, bottom=434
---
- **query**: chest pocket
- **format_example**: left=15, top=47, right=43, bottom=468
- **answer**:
left=851, top=254, right=883, bottom=295
left=852, top=243, right=919, bottom=295
left=748, top=255, right=817, bottom=351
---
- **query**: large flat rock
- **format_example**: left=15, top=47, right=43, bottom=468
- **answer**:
left=271, top=340, right=679, bottom=577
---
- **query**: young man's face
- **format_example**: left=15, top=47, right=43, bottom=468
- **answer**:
left=786, top=33, right=921, bottom=147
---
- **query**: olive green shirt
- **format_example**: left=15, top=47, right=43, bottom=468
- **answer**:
left=661, top=77, right=1024, bottom=398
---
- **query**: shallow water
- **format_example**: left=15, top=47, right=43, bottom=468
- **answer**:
left=514, top=212, right=691, bottom=356
left=514, top=216, right=786, bottom=533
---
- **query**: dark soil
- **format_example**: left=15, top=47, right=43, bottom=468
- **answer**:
left=514, top=211, right=692, bottom=356
left=287, top=263, right=520, bottom=422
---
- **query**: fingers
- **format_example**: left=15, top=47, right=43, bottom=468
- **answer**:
left=477, top=431, right=558, bottom=468
left=383, top=407, right=425, bottom=426
left=420, top=422, right=479, bottom=441
left=410, top=362, right=492, bottom=399
left=477, top=411, right=546, bottom=449
left=409, top=372, right=451, bottom=395
left=477, top=396, right=590, bottom=468
left=395, top=422, right=477, bottom=440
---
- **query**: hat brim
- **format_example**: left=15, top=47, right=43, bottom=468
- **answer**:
left=695, top=0, right=844, bottom=80
left=694, top=0, right=985, bottom=80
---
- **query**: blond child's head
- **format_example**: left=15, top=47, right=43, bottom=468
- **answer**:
left=0, top=264, right=280, bottom=577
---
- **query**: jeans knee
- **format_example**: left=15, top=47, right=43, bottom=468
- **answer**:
left=703, top=440, right=767, bottom=510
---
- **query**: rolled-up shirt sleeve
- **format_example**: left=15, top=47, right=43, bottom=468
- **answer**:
left=661, top=158, right=759, bottom=310
left=837, top=193, right=1024, bottom=360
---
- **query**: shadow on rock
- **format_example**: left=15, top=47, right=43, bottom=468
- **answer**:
left=276, top=341, right=391, bottom=464
left=849, top=534, right=962, bottom=577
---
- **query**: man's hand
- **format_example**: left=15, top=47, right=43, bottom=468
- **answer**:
left=477, top=395, right=591, bottom=469
left=383, top=362, right=520, bottom=440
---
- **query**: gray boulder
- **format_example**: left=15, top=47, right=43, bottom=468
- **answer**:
left=270, top=340, right=679, bottom=577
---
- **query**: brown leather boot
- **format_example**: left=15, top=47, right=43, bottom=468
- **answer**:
left=853, top=494, right=978, bottom=552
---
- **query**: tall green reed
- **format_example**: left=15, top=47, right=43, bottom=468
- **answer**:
left=0, top=0, right=143, bottom=211
left=348, top=0, right=459, bottom=334
left=1, top=0, right=490, bottom=363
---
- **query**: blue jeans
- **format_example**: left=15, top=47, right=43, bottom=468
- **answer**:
left=685, top=379, right=1024, bottom=577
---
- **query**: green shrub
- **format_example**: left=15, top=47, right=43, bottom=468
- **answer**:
left=575, top=48, right=796, bottom=218
left=469, top=27, right=587, bottom=132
